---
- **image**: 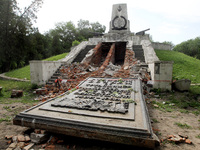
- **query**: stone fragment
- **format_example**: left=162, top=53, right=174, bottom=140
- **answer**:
left=30, top=132, right=49, bottom=144
left=25, top=135, right=31, bottom=142
left=7, top=140, right=12, bottom=144
left=153, top=104, right=159, bottom=108
left=46, top=145, right=55, bottom=149
left=17, top=134, right=25, bottom=142
left=11, top=90, right=23, bottom=98
left=40, top=130, right=46, bottom=134
left=14, top=147, right=21, bottom=150
left=34, top=129, right=41, bottom=134
left=36, top=88, right=48, bottom=95
left=12, top=136, right=18, bottom=143
left=174, top=79, right=191, bottom=91
left=17, top=142, right=25, bottom=148
left=178, top=133, right=188, bottom=139
left=5, top=135, right=13, bottom=140
left=23, top=143, right=34, bottom=150
left=8, top=142, right=17, bottom=149
left=124, top=66, right=129, bottom=70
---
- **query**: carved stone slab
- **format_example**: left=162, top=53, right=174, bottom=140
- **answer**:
left=40, top=78, right=136, bottom=121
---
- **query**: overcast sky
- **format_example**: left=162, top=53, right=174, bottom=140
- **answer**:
left=18, top=0, right=200, bottom=45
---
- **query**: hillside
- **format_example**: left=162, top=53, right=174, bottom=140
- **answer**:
left=155, top=50, right=200, bottom=94
left=4, top=53, right=68, bottom=80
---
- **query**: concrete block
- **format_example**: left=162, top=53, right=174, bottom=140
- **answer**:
left=30, top=132, right=49, bottom=144
left=174, top=79, right=191, bottom=91
left=11, top=90, right=23, bottom=98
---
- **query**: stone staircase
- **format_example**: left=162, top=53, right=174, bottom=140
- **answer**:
left=133, top=45, right=145, bottom=62
left=72, top=45, right=95, bottom=63
left=46, top=65, right=63, bottom=85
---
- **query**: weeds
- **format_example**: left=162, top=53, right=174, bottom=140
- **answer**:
left=3, top=106, right=12, bottom=112
left=0, top=79, right=36, bottom=104
left=174, top=122, right=192, bottom=129
left=152, top=118, right=159, bottom=123
left=196, top=135, right=200, bottom=139
left=0, top=116, right=12, bottom=123
left=192, top=111, right=200, bottom=116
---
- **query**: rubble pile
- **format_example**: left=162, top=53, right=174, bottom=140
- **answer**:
left=35, top=46, right=151, bottom=103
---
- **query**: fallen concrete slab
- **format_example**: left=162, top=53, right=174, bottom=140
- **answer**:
left=13, top=77, right=159, bottom=148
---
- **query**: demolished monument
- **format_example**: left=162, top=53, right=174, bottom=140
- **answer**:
left=13, top=3, right=173, bottom=148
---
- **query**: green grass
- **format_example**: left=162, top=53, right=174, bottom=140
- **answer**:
left=4, top=53, right=68, bottom=80
left=43, top=53, right=68, bottom=61
left=0, top=79, right=36, bottom=104
left=0, top=116, right=12, bottom=123
left=5, top=65, right=31, bottom=80
left=174, top=122, right=192, bottom=129
left=155, top=50, right=200, bottom=94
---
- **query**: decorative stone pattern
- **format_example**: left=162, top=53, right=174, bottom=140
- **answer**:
left=51, top=78, right=135, bottom=114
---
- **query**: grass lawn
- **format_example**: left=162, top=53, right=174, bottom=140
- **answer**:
left=0, top=79, right=36, bottom=104
left=4, top=53, right=68, bottom=80
left=155, top=50, right=200, bottom=94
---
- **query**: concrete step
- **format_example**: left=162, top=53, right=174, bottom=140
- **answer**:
left=49, top=79, right=56, bottom=82
left=134, top=48, right=143, bottom=51
left=46, top=82, right=54, bottom=85
left=53, top=73, right=60, bottom=76
left=73, top=45, right=95, bottom=63
left=51, top=76, right=58, bottom=79
left=133, top=45, right=142, bottom=49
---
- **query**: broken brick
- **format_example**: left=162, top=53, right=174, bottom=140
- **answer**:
left=17, top=134, right=25, bottom=142
left=11, top=90, right=23, bottom=98
left=7, top=140, right=12, bottom=144
left=34, top=129, right=41, bottom=134
left=23, top=143, right=34, bottom=150
left=5, top=135, right=13, bottom=140
left=46, top=144, right=55, bottom=149
left=17, top=142, right=25, bottom=148
left=185, top=139, right=192, bottom=144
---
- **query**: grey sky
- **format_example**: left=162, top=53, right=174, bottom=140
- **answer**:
left=18, top=0, right=200, bottom=45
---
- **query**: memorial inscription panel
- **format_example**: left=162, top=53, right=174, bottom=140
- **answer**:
left=40, top=78, right=136, bottom=121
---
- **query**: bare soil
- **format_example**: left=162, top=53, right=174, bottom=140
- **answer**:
left=0, top=93, right=200, bottom=150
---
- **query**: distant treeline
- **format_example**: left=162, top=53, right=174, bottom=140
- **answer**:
left=0, top=0, right=105, bottom=73
left=173, top=37, right=200, bottom=59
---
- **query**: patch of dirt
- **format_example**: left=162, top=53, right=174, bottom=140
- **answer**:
left=0, top=102, right=37, bottom=149
left=147, top=93, right=200, bottom=150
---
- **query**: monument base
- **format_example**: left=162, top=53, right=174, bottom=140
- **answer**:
left=13, top=78, right=159, bottom=148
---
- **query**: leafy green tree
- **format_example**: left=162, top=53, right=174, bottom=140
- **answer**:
left=162, top=41, right=174, bottom=49
left=72, top=40, right=80, bottom=47
left=173, top=37, right=200, bottom=59
left=49, top=21, right=77, bottom=53
left=0, top=0, right=43, bottom=72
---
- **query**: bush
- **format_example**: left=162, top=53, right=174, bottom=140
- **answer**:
left=72, top=40, right=80, bottom=47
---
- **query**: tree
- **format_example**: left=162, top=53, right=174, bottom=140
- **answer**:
left=49, top=21, right=77, bottom=53
left=0, top=0, right=43, bottom=72
left=162, top=41, right=174, bottom=49
left=46, top=20, right=106, bottom=55
left=173, top=37, right=200, bottom=59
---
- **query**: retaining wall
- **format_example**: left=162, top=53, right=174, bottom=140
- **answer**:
left=30, top=61, right=63, bottom=85
left=152, top=42, right=172, bottom=50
